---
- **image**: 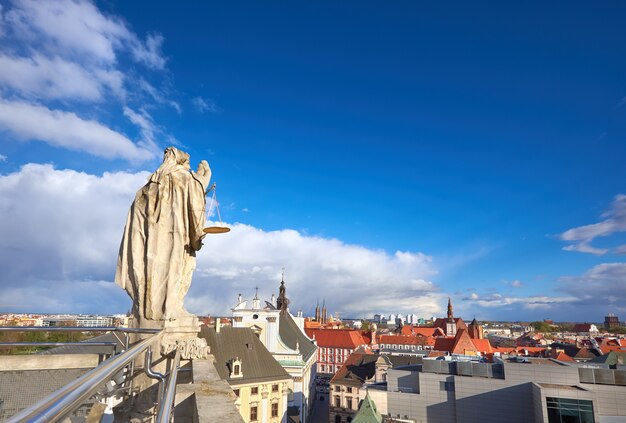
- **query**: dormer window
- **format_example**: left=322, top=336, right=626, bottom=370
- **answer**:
left=229, top=357, right=243, bottom=378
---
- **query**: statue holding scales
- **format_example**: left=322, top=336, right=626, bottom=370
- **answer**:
left=115, top=147, right=214, bottom=323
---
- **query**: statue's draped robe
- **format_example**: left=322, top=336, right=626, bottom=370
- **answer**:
left=115, top=162, right=207, bottom=320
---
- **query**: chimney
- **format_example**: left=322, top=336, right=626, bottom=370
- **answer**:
left=216, top=317, right=221, bottom=333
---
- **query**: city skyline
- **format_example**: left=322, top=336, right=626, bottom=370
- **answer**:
left=0, top=1, right=625, bottom=321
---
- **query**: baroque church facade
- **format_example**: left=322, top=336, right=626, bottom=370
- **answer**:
left=232, top=277, right=318, bottom=423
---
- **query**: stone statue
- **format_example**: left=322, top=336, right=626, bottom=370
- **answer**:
left=115, top=147, right=211, bottom=322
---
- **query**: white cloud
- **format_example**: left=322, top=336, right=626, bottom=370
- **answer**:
left=5, top=0, right=165, bottom=69
left=0, top=53, right=122, bottom=101
left=0, top=154, right=6, bottom=162
left=0, top=164, right=441, bottom=317
left=462, top=292, right=576, bottom=310
left=0, top=0, right=174, bottom=161
left=192, top=97, right=218, bottom=113
left=0, top=98, right=157, bottom=161
left=509, top=279, right=524, bottom=288
left=122, top=106, right=160, bottom=151
left=559, top=194, right=626, bottom=255
left=138, top=78, right=180, bottom=113
left=558, top=263, right=626, bottom=306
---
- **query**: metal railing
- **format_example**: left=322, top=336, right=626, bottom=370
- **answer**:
left=157, top=347, right=182, bottom=423
left=0, top=326, right=161, bottom=354
left=0, top=326, right=161, bottom=333
left=5, top=332, right=162, bottom=423
left=0, top=325, right=192, bottom=423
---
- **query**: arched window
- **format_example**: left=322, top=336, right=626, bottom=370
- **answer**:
left=234, top=364, right=240, bottom=375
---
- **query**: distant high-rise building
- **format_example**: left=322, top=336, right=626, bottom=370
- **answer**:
left=605, top=313, right=621, bottom=329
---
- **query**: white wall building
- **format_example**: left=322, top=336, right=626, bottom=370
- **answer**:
left=232, top=282, right=318, bottom=423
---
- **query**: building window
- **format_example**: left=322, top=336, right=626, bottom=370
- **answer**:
left=335, top=415, right=341, bottom=423
left=271, top=402, right=279, bottom=417
left=346, top=397, right=353, bottom=409
left=233, top=389, right=239, bottom=397
left=250, top=405, right=258, bottom=421
left=234, top=364, right=240, bottom=376
left=251, top=387, right=258, bottom=395
left=272, top=384, right=279, bottom=392
left=347, top=387, right=352, bottom=393
left=546, top=397, right=595, bottom=423
left=335, top=396, right=341, bottom=407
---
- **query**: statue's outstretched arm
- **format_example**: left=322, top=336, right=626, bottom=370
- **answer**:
left=194, top=160, right=212, bottom=189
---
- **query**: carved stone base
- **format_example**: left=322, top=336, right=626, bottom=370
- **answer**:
left=160, top=316, right=210, bottom=359
left=161, top=337, right=210, bottom=360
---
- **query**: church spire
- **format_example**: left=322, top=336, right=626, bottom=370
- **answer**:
left=315, top=298, right=320, bottom=322
left=447, top=297, right=454, bottom=321
left=276, top=271, right=289, bottom=315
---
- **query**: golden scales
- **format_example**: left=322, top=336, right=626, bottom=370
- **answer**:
left=203, top=183, right=230, bottom=234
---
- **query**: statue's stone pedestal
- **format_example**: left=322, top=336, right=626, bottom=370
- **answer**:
left=118, top=316, right=210, bottom=421
left=161, top=316, right=210, bottom=360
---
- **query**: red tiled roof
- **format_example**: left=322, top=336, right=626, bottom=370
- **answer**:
left=379, top=335, right=422, bottom=345
left=305, top=328, right=368, bottom=349
left=472, top=338, right=493, bottom=354
left=551, top=351, right=575, bottom=362
left=400, top=326, right=445, bottom=337
left=433, top=330, right=493, bottom=355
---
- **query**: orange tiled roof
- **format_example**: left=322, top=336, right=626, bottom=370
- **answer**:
left=305, top=328, right=368, bottom=349
left=433, top=330, right=493, bottom=355
left=400, top=326, right=445, bottom=337
left=379, top=335, right=422, bottom=345
left=472, top=338, right=493, bottom=354
left=551, top=351, right=575, bottom=362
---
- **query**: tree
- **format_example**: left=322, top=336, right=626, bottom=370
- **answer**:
left=531, top=321, right=553, bottom=333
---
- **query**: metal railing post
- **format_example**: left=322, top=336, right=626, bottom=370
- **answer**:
left=156, top=348, right=182, bottom=423
left=6, top=332, right=162, bottom=423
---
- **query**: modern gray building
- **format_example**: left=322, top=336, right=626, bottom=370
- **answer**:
left=368, top=358, right=626, bottom=423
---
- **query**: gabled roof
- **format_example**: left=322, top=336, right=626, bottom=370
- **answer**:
left=551, top=351, right=575, bottom=362
left=279, top=312, right=317, bottom=361
left=305, top=328, right=368, bottom=349
left=400, top=326, right=445, bottom=337
left=562, top=346, right=601, bottom=360
left=433, top=329, right=493, bottom=355
left=433, top=317, right=468, bottom=332
left=352, top=393, right=383, bottom=423
left=588, top=351, right=626, bottom=365
left=200, top=325, right=291, bottom=385
left=330, top=351, right=377, bottom=385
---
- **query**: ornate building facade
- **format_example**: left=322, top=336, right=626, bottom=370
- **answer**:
left=232, top=279, right=317, bottom=423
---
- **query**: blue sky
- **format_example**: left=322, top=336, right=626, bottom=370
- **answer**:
left=0, top=0, right=625, bottom=322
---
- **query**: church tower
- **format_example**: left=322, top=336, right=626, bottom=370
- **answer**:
left=468, top=317, right=483, bottom=339
left=321, top=299, right=327, bottom=325
left=315, top=299, right=320, bottom=322
left=276, top=272, right=290, bottom=315
left=446, top=297, right=457, bottom=337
